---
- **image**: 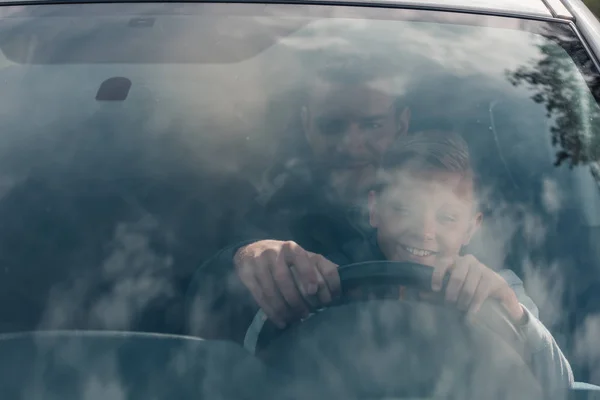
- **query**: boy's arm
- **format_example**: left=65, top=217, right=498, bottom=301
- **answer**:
left=498, top=269, right=574, bottom=392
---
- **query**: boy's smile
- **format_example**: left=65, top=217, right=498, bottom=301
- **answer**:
left=398, top=243, right=438, bottom=259
left=369, top=167, right=481, bottom=269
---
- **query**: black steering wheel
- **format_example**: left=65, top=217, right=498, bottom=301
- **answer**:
left=245, top=261, right=544, bottom=400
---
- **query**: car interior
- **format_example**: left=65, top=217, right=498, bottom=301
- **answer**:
left=0, top=2, right=599, bottom=399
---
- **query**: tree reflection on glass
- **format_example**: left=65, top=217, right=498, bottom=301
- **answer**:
left=506, top=25, right=600, bottom=170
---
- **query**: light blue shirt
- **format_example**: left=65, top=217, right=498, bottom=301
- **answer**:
left=498, top=269, right=574, bottom=391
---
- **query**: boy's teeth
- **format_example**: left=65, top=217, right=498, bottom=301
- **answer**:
left=404, top=246, right=434, bottom=257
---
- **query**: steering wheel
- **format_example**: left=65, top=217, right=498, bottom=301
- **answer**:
left=244, top=261, right=544, bottom=400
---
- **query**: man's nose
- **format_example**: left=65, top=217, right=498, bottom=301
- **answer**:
left=339, top=123, right=368, bottom=154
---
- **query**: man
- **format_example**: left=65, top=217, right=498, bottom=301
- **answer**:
left=186, top=61, right=410, bottom=341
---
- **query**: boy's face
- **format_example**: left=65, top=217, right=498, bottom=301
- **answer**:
left=369, top=167, right=481, bottom=268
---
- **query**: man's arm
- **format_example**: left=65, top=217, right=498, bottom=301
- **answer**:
left=185, top=240, right=260, bottom=343
left=499, top=270, right=574, bottom=392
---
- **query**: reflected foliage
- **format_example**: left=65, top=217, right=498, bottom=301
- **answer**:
left=507, top=25, right=600, bottom=168
left=507, top=25, right=600, bottom=169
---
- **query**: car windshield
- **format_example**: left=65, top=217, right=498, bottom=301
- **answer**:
left=1, top=1, right=600, bottom=394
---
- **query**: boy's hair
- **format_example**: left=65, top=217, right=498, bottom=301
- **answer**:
left=375, top=130, right=478, bottom=201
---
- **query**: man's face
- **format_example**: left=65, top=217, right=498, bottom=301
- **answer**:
left=301, top=79, right=409, bottom=202
left=369, top=168, right=481, bottom=268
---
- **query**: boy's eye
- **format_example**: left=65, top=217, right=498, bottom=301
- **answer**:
left=390, top=204, right=408, bottom=213
left=387, top=205, right=409, bottom=217
left=438, top=214, right=458, bottom=224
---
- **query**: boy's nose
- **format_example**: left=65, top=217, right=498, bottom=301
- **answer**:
left=408, top=212, right=437, bottom=241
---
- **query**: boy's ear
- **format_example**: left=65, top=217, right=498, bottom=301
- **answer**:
left=368, top=191, right=379, bottom=228
left=463, top=212, right=483, bottom=246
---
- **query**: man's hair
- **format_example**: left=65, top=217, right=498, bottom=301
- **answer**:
left=305, top=55, right=409, bottom=115
left=375, top=130, right=478, bottom=200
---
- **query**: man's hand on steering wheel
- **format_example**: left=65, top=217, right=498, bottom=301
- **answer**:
left=431, top=254, right=525, bottom=324
left=234, top=240, right=341, bottom=328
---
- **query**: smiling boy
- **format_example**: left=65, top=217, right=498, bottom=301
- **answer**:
left=329, top=130, right=573, bottom=391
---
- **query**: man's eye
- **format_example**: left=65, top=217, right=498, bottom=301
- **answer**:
left=360, top=120, right=383, bottom=130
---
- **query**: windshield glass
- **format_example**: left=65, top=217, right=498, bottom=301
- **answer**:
left=1, top=2, right=600, bottom=394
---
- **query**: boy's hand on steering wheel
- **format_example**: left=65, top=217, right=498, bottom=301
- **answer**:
left=430, top=255, right=525, bottom=324
left=234, top=240, right=340, bottom=329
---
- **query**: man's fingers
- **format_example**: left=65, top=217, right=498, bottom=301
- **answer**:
left=315, top=270, right=332, bottom=305
left=283, top=242, right=319, bottom=295
left=311, top=267, right=332, bottom=306
left=456, top=267, right=482, bottom=311
left=290, top=266, right=320, bottom=310
left=237, top=257, right=287, bottom=328
left=314, top=255, right=340, bottom=302
left=243, top=273, right=287, bottom=329
left=272, top=251, right=310, bottom=318
left=445, top=262, right=469, bottom=303
left=254, top=261, right=292, bottom=323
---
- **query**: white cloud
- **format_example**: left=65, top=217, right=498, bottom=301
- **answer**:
left=40, top=216, right=174, bottom=331
left=542, top=177, right=562, bottom=215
